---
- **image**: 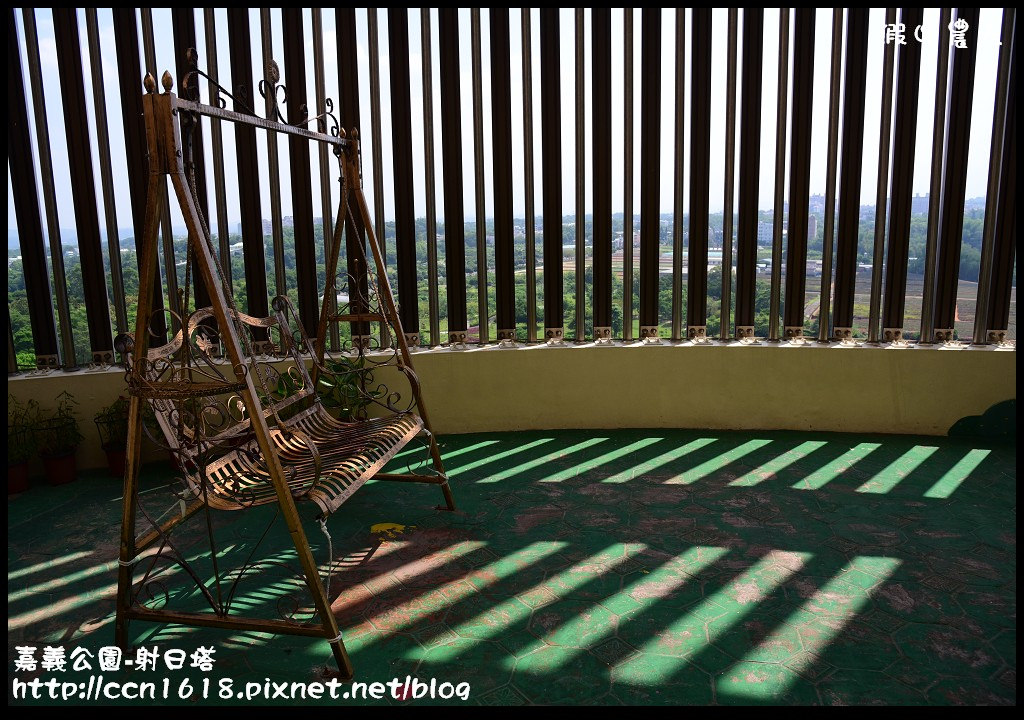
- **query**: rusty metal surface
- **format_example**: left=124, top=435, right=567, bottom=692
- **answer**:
left=114, top=54, right=453, bottom=679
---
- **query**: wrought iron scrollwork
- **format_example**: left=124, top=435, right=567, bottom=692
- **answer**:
left=179, top=47, right=340, bottom=141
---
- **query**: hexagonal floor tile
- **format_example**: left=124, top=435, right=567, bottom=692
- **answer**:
left=874, top=580, right=963, bottom=624
left=817, top=668, right=926, bottom=705
left=799, top=620, right=898, bottom=671
left=714, top=662, right=820, bottom=705
left=541, top=562, right=625, bottom=602
left=528, top=599, right=618, bottom=650
left=366, top=589, right=450, bottom=634
left=712, top=613, right=804, bottom=665
left=413, top=638, right=515, bottom=703
left=956, top=588, right=1016, bottom=630
left=511, top=646, right=611, bottom=704
left=610, top=654, right=713, bottom=705
left=617, top=611, right=708, bottom=659
left=925, top=676, right=1015, bottom=706
left=443, top=592, right=527, bottom=641
left=892, top=623, right=1001, bottom=678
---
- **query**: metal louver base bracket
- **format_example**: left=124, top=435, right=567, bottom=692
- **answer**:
left=987, top=329, right=1014, bottom=348
left=735, top=326, right=759, bottom=344
left=784, top=326, right=808, bottom=345
left=497, top=328, right=517, bottom=347
left=35, top=354, right=60, bottom=370
left=640, top=325, right=661, bottom=344
left=687, top=325, right=712, bottom=344
left=883, top=327, right=911, bottom=347
left=91, top=349, right=115, bottom=366
left=545, top=327, right=565, bottom=346
left=833, top=327, right=858, bottom=346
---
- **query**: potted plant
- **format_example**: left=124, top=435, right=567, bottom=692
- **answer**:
left=317, top=356, right=384, bottom=421
left=95, top=396, right=131, bottom=477
left=8, top=394, right=40, bottom=494
left=38, top=391, right=84, bottom=486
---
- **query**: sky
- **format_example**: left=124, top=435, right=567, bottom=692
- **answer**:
left=7, top=8, right=1007, bottom=241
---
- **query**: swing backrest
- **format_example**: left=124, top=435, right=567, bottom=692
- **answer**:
left=129, top=301, right=319, bottom=464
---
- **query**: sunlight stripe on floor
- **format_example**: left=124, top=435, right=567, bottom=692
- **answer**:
left=667, top=439, right=773, bottom=484
left=8, top=551, right=93, bottom=581
left=544, top=546, right=729, bottom=669
left=729, top=441, right=828, bottom=486
left=479, top=437, right=610, bottom=483
left=423, top=545, right=649, bottom=662
left=329, top=540, right=486, bottom=615
left=856, top=445, right=938, bottom=494
left=541, top=437, right=664, bottom=482
left=357, top=541, right=567, bottom=639
left=628, top=550, right=811, bottom=683
left=716, top=556, right=900, bottom=702
left=447, top=437, right=556, bottom=476
left=9, top=558, right=120, bottom=604
left=791, top=443, right=882, bottom=490
left=923, top=448, right=991, bottom=498
left=8, top=557, right=187, bottom=631
left=602, top=438, right=718, bottom=484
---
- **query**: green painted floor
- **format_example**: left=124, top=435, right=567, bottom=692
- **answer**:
left=7, top=429, right=1017, bottom=705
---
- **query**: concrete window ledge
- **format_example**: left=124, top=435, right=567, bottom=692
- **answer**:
left=8, top=343, right=1016, bottom=470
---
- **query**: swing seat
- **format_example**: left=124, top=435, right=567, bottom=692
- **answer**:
left=203, top=409, right=424, bottom=515
left=126, top=300, right=439, bottom=518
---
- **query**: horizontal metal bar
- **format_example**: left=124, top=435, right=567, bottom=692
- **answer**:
left=375, top=472, right=448, bottom=485
left=330, top=313, right=387, bottom=324
left=125, top=607, right=332, bottom=638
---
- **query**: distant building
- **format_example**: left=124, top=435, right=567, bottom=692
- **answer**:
left=911, top=193, right=929, bottom=215
left=807, top=214, right=818, bottom=245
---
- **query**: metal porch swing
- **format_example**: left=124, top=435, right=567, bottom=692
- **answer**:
left=114, top=51, right=454, bottom=679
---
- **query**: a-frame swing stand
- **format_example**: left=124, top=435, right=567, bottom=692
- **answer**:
left=114, top=69, right=454, bottom=679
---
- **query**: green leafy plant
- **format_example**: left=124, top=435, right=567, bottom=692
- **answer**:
left=38, top=391, right=84, bottom=459
left=316, top=357, right=385, bottom=421
left=7, top=394, right=41, bottom=466
left=94, top=395, right=131, bottom=451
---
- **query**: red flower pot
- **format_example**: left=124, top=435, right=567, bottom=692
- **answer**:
left=43, top=454, right=77, bottom=486
left=8, top=463, right=29, bottom=495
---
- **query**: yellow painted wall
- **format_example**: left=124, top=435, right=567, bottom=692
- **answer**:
left=7, top=343, right=1016, bottom=472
